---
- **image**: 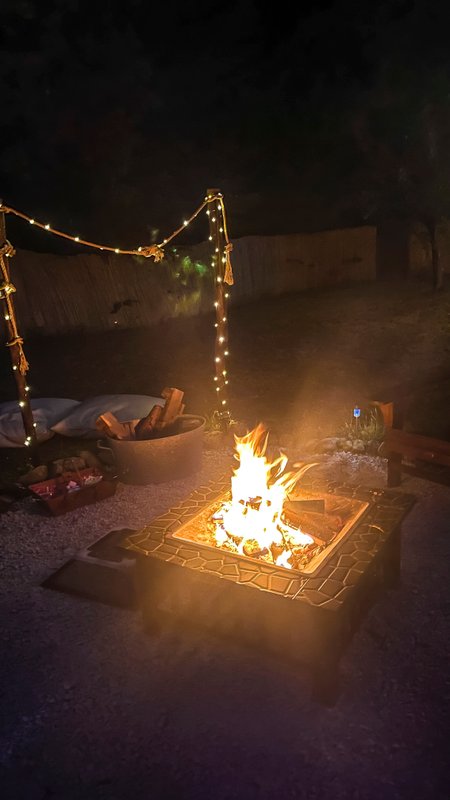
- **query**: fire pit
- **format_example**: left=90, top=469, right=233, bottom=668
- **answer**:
left=124, top=426, right=414, bottom=704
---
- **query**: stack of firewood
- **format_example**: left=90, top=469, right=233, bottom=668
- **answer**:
left=95, top=387, right=185, bottom=441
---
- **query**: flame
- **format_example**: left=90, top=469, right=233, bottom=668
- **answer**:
left=211, top=424, right=317, bottom=570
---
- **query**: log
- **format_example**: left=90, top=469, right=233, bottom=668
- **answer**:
left=156, top=387, right=184, bottom=430
left=95, top=412, right=131, bottom=440
left=134, top=405, right=163, bottom=440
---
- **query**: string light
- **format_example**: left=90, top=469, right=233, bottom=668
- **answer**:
left=2, top=191, right=234, bottom=427
left=19, top=400, right=25, bottom=407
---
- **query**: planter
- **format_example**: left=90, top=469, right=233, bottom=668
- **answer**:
left=97, top=414, right=206, bottom=485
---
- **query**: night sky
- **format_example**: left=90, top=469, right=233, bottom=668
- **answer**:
left=2, top=0, right=450, bottom=252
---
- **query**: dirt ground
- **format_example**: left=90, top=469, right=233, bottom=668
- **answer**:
left=1, top=279, right=450, bottom=479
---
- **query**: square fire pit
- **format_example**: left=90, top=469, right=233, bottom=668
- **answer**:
left=123, top=476, right=414, bottom=705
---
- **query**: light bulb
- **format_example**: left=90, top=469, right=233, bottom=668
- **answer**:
left=115, top=248, right=119, bottom=254
left=183, top=220, right=188, bottom=226
left=217, top=277, right=222, bottom=283
left=19, top=401, right=25, bottom=407
left=214, top=302, right=218, bottom=308
left=45, top=224, right=50, bottom=230
left=30, top=219, right=35, bottom=224
left=13, top=365, right=17, bottom=371
left=222, top=400, right=226, bottom=405
left=219, top=336, right=225, bottom=343
left=215, top=357, right=220, bottom=362
left=75, top=236, right=79, bottom=242
left=222, top=317, right=227, bottom=322
left=4, top=315, right=10, bottom=320
left=224, top=350, right=229, bottom=356
left=209, top=235, right=213, bottom=241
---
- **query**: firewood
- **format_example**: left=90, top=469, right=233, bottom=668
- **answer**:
left=95, top=412, right=130, bottom=440
left=134, top=405, right=163, bottom=440
left=156, top=387, right=184, bottom=430
left=283, top=507, right=342, bottom=546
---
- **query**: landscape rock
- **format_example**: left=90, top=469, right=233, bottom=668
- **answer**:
left=17, top=465, right=48, bottom=486
left=62, top=456, right=86, bottom=472
left=352, top=439, right=366, bottom=454
left=319, top=437, right=343, bottom=453
left=79, top=450, right=103, bottom=470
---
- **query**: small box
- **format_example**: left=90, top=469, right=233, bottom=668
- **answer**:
left=29, top=468, right=117, bottom=516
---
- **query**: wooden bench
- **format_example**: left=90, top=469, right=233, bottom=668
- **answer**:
left=371, top=401, right=450, bottom=486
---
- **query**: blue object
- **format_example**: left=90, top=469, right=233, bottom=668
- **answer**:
left=353, top=406, right=361, bottom=419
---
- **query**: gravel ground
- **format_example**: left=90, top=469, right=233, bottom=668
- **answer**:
left=1, top=449, right=450, bottom=799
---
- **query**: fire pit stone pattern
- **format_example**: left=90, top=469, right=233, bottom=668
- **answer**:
left=124, top=476, right=415, bottom=612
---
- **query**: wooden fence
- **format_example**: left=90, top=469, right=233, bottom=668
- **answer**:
left=10, top=225, right=376, bottom=334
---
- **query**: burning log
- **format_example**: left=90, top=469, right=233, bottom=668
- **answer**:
left=283, top=505, right=342, bottom=546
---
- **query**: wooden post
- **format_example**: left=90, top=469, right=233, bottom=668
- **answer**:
left=0, top=205, right=38, bottom=457
left=207, top=188, right=230, bottom=425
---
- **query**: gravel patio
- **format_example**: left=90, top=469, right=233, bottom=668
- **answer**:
left=1, top=279, right=450, bottom=798
left=1, top=447, right=449, bottom=800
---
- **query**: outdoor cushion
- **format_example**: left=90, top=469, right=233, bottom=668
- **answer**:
left=0, top=398, right=81, bottom=448
left=51, top=394, right=164, bottom=438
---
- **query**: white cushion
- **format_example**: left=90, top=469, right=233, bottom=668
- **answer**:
left=51, top=394, right=164, bottom=438
left=0, top=398, right=81, bottom=448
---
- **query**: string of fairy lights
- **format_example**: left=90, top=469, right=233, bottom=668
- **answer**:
left=0, top=191, right=234, bottom=445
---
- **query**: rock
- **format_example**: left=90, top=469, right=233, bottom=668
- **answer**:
left=62, top=456, right=86, bottom=472
left=0, top=494, right=16, bottom=513
left=50, top=458, right=64, bottom=477
left=79, top=450, right=102, bottom=469
left=18, top=465, right=48, bottom=486
left=304, top=438, right=320, bottom=453
left=352, top=439, right=366, bottom=453
left=319, top=437, right=342, bottom=453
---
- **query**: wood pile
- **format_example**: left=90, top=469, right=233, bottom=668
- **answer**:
left=95, top=388, right=185, bottom=441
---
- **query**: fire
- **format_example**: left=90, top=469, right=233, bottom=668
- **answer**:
left=211, top=424, right=317, bottom=570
